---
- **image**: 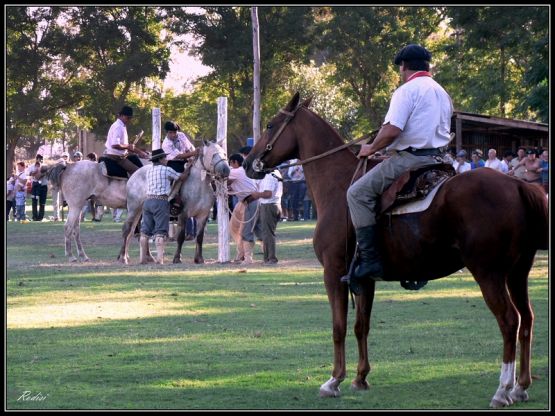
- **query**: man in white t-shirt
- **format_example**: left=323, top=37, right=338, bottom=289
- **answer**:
left=344, top=44, right=453, bottom=289
left=161, top=120, right=198, bottom=214
left=452, top=150, right=471, bottom=174
left=104, top=106, right=149, bottom=176
left=250, top=169, right=283, bottom=264
left=228, top=153, right=259, bottom=264
left=484, top=149, right=503, bottom=172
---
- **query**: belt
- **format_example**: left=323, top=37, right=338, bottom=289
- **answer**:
left=402, top=147, right=441, bottom=156
left=146, top=194, right=168, bottom=200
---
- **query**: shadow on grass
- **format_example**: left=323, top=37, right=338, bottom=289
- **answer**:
left=7, top=277, right=549, bottom=410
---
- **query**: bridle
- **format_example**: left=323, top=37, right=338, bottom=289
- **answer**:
left=197, top=142, right=228, bottom=179
left=252, top=104, right=378, bottom=173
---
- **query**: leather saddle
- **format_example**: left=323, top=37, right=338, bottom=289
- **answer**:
left=98, top=154, right=143, bottom=180
left=377, top=163, right=456, bottom=215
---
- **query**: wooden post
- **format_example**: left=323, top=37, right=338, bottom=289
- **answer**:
left=216, top=97, right=230, bottom=263
left=455, top=114, right=463, bottom=152
left=152, top=108, right=161, bottom=150
left=251, top=6, right=261, bottom=144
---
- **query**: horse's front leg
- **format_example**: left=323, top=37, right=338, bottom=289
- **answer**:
left=64, top=210, right=80, bottom=262
left=319, top=268, right=349, bottom=398
left=352, top=280, right=376, bottom=391
left=193, top=217, right=208, bottom=264
left=73, top=218, right=90, bottom=262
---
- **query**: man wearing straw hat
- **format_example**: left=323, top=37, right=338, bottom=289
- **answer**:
left=139, top=149, right=189, bottom=264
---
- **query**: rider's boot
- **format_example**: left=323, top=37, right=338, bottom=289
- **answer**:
left=353, top=225, right=384, bottom=280
left=155, top=235, right=167, bottom=265
left=341, top=225, right=384, bottom=294
left=168, top=180, right=184, bottom=216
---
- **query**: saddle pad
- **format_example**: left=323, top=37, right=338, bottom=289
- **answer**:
left=389, top=176, right=450, bottom=216
left=379, top=163, right=455, bottom=214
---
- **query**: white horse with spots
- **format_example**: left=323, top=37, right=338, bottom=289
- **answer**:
left=117, top=140, right=230, bottom=265
left=46, top=158, right=148, bottom=262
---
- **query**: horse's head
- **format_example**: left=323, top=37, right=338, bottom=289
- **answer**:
left=244, top=92, right=311, bottom=179
left=198, top=140, right=230, bottom=179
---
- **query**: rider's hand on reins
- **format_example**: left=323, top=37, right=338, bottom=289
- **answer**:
left=357, top=144, right=374, bottom=158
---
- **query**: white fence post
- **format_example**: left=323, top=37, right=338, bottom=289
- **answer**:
left=216, top=97, right=230, bottom=263
left=152, top=108, right=161, bottom=150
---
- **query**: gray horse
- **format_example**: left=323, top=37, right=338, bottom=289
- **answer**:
left=47, top=159, right=147, bottom=262
left=117, top=140, right=230, bottom=265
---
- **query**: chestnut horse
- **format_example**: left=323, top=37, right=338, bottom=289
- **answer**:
left=243, top=92, right=548, bottom=407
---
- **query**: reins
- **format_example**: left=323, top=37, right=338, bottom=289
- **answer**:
left=254, top=103, right=380, bottom=172
left=255, top=103, right=382, bottom=307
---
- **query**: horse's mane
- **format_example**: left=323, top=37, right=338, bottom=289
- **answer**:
left=46, top=163, right=67, bottom=188
left=299, top=105, right=349, bottom=148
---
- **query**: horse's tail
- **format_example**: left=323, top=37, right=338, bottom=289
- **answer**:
left=47, top=163, right=66, bottom=189
left=519, top=181, right=548, bottom=250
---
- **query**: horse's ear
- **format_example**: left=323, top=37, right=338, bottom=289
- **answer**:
left=285, top=91, right=301, bottom=112
left=301, top=96, right=313, bottom=109
left=202, top=139, right=208, bottom=146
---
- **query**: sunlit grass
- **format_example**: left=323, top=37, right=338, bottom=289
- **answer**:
left=5, top=221, right=549, bottom=410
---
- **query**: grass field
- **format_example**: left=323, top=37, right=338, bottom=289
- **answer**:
left=5, top=216, right=550, bottom=410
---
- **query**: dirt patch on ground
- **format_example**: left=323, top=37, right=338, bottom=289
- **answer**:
left=6, top=222, right=323, bottom=272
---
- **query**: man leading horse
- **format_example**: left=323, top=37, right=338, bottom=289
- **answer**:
left=344, top=44, right=454, bottom=287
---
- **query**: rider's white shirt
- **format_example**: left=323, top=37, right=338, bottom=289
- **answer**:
left=162, top=132, right=195, bottom=160
left=384, top=76, right=453, bottom=151
left=105, top=118, right=128, bottom=156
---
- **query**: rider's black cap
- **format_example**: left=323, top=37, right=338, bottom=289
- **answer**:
left=394, top=44, right=432, bottom=65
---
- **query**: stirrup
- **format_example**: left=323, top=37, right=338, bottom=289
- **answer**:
left=169, top=199, right=182, bottom=217
left=340, top=252, right=365, bottom=296
left=400, top=280, right=428, bottom=290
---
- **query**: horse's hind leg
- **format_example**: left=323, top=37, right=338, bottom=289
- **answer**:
left=474, top=272, right=520, bottom=408
left=352, top=280, right=376, bottom=391
left=118, top=210, right=142, bottom=264
left=505, top=251, right=536, bottom=404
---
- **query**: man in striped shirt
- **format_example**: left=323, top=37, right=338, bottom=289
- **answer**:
left=139, top=149, right=189, bottom=264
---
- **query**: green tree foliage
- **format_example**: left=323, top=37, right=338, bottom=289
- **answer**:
left=6, top=7, right=81, bottom=171
left=312, top=6, right=443, bottom=135
left=437, top=6, right=548, bottom=122
left=166, top=6, right=314, bottom=150
left=62, top=6, right=171, bottom=135
left=6, top=6, right=172, bottom=171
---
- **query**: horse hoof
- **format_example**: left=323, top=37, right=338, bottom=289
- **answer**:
left=69, top=257, right=78, bottom=263
left=319, top=377, right=342, bottom=398
left=172, top=258, right=182, bottom=264
left=351, top=380, right=369, bottom=391
left=509, top=384, right=529, bottom=403
left=490, top=389, right=514, bottom=408
left=194, top=258, right=204, bottom=264
left=319, top=387, right=341, bottom=398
